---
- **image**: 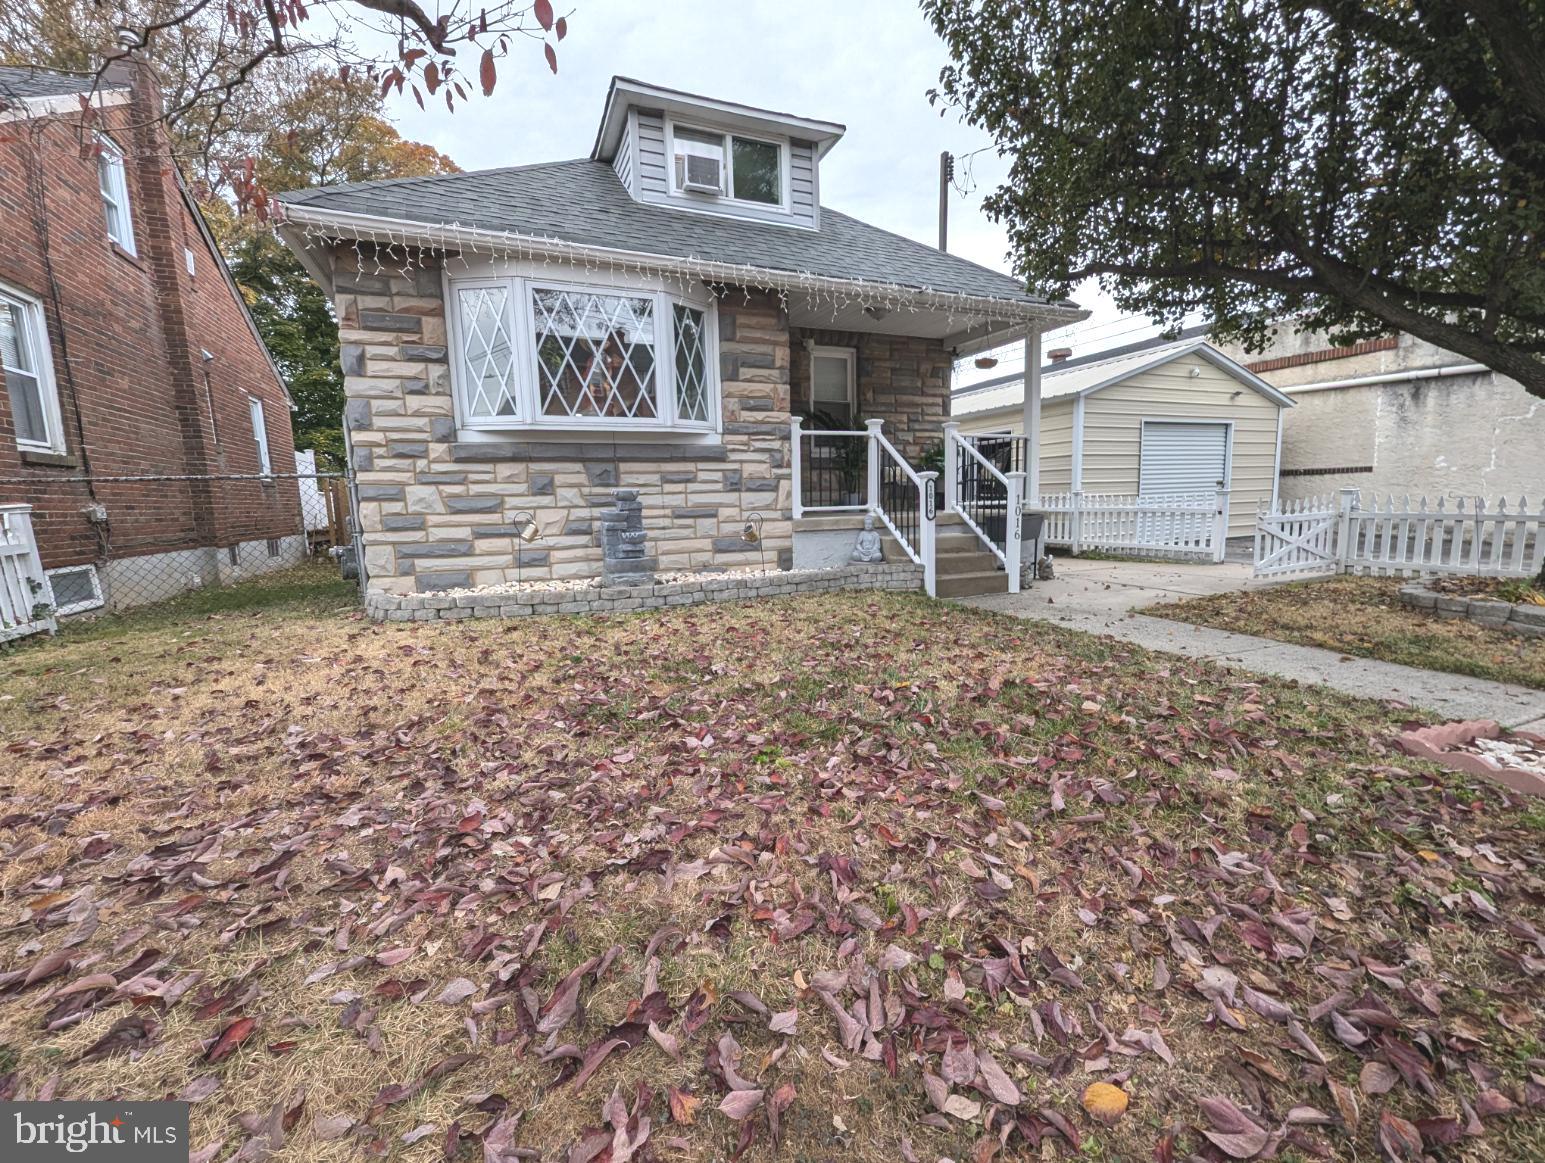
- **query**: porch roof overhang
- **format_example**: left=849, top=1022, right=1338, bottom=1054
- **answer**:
left=275, top=202, right=1087, bottom=349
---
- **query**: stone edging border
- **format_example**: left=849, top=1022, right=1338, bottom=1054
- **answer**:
left=1398, top=583, right=1545, bottom=638
left=365, top=562, right=925, bottom=622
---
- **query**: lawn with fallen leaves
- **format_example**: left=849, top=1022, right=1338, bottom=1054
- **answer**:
left=1145, top=575, right=1545, bottom=691
left=1, top=586, right=1542, bottom=1162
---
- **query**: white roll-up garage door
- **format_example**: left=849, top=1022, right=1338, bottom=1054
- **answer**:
left=1138, top=421, right=1229, bottom=497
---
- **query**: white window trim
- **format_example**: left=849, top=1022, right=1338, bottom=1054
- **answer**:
left=0, top=281, right=66, bottom=454
left=96, top=134, right=136, bottom=256
left=44, top=564, right=104, bottom=616
left=809, top=345, right=858, bottom=422
left=665, top=117, right=791, bottom=213
left=248, top=395, right=273, bottom=476
left=445, top=270, right=721, bottom=435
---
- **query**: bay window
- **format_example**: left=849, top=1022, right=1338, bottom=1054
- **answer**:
left=450, top=275, right=719, bottom=432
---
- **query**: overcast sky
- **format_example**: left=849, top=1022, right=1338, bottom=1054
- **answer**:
left=380, top=0, right=1162, bottom=377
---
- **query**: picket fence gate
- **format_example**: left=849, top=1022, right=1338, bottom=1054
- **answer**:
left=0, top=504, right=55, bottom=644
left=1254, top=489, right=1545, bottom=580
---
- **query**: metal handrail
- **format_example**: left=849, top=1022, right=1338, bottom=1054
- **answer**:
left=952, top=435, right=1011, bottom=567
left=946, top=428, right=1025, bottom=592
left=868, top=424, right=937, bottom=597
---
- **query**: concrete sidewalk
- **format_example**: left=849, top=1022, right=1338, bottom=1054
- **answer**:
left=964, top=558, right=1545, bottom=731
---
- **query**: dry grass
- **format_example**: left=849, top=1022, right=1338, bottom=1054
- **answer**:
left=1146, top=575, right=1545, bottom=690
left=0, top=583, right=1541, bottom=1161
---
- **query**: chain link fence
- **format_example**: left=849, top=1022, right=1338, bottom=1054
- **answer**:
left=0, top=471, right=359, bottom=620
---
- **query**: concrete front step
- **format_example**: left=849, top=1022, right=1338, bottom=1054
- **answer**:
left=937, top=569, right=1010, bottom=598
left=793, top=511, right=1008, bottom=591
left=937, top=548, right=1002, bottom=573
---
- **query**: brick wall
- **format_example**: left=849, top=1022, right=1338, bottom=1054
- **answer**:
left=336, top=248, right=796, bottom=594
left=0, top=66, right=298, bottom=571
left=790, top=328, right=952, bottom=460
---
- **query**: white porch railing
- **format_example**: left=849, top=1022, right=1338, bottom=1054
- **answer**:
left=791, top=417, right=938, bottom=597
left=1039, top=490, right=1228, bottom=561
left=0, top=504, right=56, bottom=643
left=944, top=426, right=1024, bottom=592
left=1256, top=488, right=1545, bottom=579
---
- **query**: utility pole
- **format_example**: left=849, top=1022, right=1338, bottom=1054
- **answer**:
left=938, top=151, right=953, bottom=251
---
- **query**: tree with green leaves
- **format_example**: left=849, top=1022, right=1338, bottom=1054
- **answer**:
left=1, top=0, right=567, bottom=139
left=5, top=2, right=463, bottom=462
left=923, top=0, right=1545, bottom=399
left=215, top=70, right=459, bottom=465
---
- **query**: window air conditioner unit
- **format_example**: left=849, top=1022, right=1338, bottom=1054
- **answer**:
left=682, top=154, right=723, bottom=194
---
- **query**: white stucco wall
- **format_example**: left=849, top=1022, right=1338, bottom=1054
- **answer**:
left=1214, top=328, right=1545, bottom=503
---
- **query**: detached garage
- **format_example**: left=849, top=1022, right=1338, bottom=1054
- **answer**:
left=952, top=337, right=1293, bottom=538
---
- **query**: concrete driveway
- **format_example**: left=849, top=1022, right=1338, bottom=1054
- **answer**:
left=966, top=555, right=1272, bottom=634
left=962, top=555, right=1545, bottom=729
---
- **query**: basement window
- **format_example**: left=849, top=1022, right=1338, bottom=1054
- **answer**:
left=45, top=564, right=104, bottom=616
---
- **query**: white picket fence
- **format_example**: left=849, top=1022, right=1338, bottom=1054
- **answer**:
left=1255, top=489, right=1545, bottom=579
left=1040, top=489, right=1228, bottom=561
left=0, top=503, right=56, bottom=644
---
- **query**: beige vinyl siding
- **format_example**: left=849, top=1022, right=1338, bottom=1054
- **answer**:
left=1080, top=353, right=1280, bottom=536
left=952, top=398, right=1075, bottom=493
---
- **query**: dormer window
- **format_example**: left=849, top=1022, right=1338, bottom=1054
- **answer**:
left=669, top=123, right=784, bottom=207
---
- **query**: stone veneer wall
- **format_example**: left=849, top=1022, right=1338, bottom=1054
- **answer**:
left=334, top=246, right=795, bottom=594
left=365, top=561, right=924, bottom=621
left=1398, top=583, right=1545, bottom=638
left=790, top=328, right=953, bottom=460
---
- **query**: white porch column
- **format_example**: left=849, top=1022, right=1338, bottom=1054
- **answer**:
left=941, top=421, right=960, bottom=512
left=1021, top=327, right=1042, bottom=506
left=865, top=418, right=884, bottom=513
left=790, top=415, right=804, bottom=519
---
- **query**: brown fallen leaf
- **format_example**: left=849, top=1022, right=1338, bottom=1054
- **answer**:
left=718, top=1088, right=764, bottom=1120
left=1360, top=1060, right=1399, bottom=1096
left=1081, top=1082, right=1128, bottom=1126
left=1377, top=1110, right=1424, bottom=1161
left=668, top=1085, right=700, bottom=1125
left=205, top=1016, right=257, bottom=1062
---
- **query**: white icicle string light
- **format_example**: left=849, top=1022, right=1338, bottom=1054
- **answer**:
left=281, top=216, right=1066, bottom=335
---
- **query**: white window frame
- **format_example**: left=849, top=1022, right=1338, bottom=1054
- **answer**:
left=0, top=281, right=65, bottom=454
left=44, top=564, right=104, bottom=616
left=809, top=345, right=858, bottom=425
left=666, top=118, right=790, bottom=212
left=248, top=395, right=272, bottom=476
left=96, top=134, right=136, bottom=256
left=445, top=270, right=721, bottom=435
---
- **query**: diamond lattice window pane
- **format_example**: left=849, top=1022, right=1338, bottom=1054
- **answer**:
left=673, top=304, right=709, bottom=423
left=532, top=289, right=658, bottom=419
left=457, top=286, right=519, bottom=418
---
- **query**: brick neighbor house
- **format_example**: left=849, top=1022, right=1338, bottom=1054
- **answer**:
left=276, top=77, right=1086, bottom=614
left=0, top=63, right=299, bottom=613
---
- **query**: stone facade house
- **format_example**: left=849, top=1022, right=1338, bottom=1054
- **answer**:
left=277, top=78, right=1083, bottom=603
left=0, top=64, right=299, bottom=612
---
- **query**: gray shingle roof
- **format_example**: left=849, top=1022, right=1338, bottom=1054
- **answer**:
left=0, top=66, right=126, bottom=101
left=278, top=159, right=1060, bottom=307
